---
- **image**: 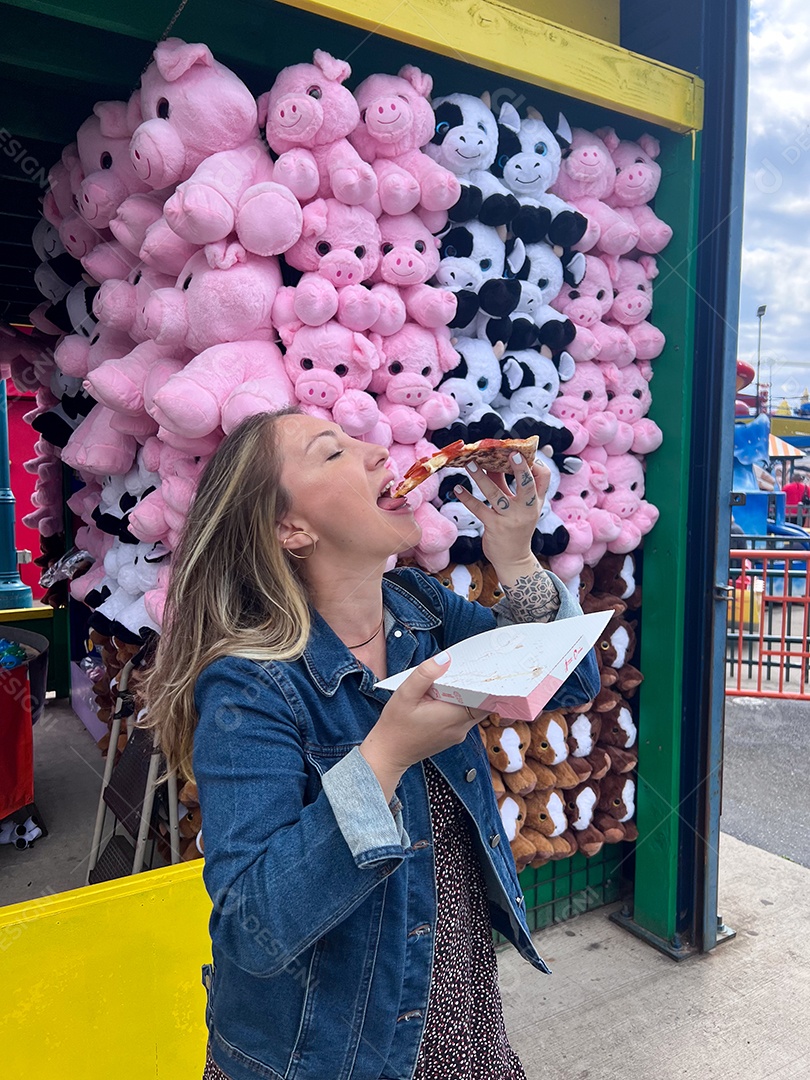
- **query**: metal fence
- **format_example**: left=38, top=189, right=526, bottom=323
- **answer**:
left=726, top=541, right=810, bottom=698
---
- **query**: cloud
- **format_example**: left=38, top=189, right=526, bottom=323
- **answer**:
left=739, top=0, right=810, bottom=399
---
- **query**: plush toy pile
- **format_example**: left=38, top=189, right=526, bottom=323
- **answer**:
left=12, top=37, right=673, bottom=865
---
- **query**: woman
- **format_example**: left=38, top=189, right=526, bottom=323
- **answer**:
left=146, top=407, right=598, bottom=1080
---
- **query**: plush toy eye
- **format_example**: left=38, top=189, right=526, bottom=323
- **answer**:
left=493, top=744, right=502, bottom=753
left=613, top=289, right=619, bottom=298
left=567, top=800, right=576, bottom=810
left=534, top=141, right=548, bottom=155
left=354, top=246, right=366, bottom=258
left=637, top=283, right=646, bottom=291
left=389, top=361, right=403, bottom=375
left=477, top=121, right=487, bottom=131
left=543, top=382, right=553, bottom=393
left=612, top=726, right=620, bottom=734
left=307, top=85, right=322, bottom=99
left=436, top=120, right=450, bottom=135
left=444, top=245, right=457, bottom=258
left=540, top=741, right=548, bottom=749
left=583, top=390, right=593, bottom=401
left=568, top=290, right=579, bottom=300
left=497, top=153, right=509, bottom=168
left=596, top=289, right=606, bottom=300
left=552, top=492, right=562, bottom=501
left=334, top=363, right=348, bottom=377
left=537, top=277, right=549, bottom=289
left=300, top=358, right=314, bottom=370
left=421, top=365, right=432, bottom=377
left=157, top=97, right=170, bottom=120
left=613, top=798, right=621, bottom=806
left=630, top=481, right=638, bottom=491
left=581, top=490, right=588, bottom=499
left=605, top=484, right=615, bottom=494
left=316, top=241, right=332, bottom=256
left=503, top=265, right=515, bottom=279
left=479, top=258, right=492, bottom=271
left=539, top=812, right=547, bottom=820
left=414, top=240, right=426, bottom=253
left=182, top=274, right=193, bottom=290
left=606, top=390, right=615, bottom=401
left=360, top=109, right=367, bottom=122
left=381, top=242, right=394, bottom=255
left=616, top=166, right=622, bottom=175
left=132, top=271, right=142, bottom=285
left=477, top=376, right=488, bottom=390
left=600, top=640, right=610, bottom=650
left=635, top=157, right=645, bottom=164
left=100, top=152, right=113, bottom=170
left=633, top=389, right=643, bottom=399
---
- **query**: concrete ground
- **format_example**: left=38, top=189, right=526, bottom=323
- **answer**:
left=500, top=833, right=810, bottom=1080
left=721, top=697, right=810, bottom=867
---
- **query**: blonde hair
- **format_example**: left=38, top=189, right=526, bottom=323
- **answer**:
left=142, top=408, right=310, bottom=781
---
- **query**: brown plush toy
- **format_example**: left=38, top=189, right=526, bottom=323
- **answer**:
left=564, top=781, right=606, bottom=857
left=522, top=787, right=577, bottom=864
left=497, top=792, right=537, bottom=872
left=567, top=711, right=611, bottom=781
left=597, top=696, right=639, bottom=774
left=594, top=773, right=638, bottom=843
left=526, top=712, right=580, bottom=789
left=593, top=552, right=642, bottom=610
left=429, top=561, right=484, bottom=602
left=479, top=561, right=506, bottom=608
left=480, top=721, right=537, bottom=796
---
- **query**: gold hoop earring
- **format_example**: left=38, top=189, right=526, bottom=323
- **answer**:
left=282, top=530, right=317, bottom=560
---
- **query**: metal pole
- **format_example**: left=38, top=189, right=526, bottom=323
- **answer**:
left=756, top=315, right=762, bottom=413
left=0, top=379, right=32, bottom=609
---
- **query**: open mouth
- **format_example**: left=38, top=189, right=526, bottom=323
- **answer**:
left=376, top=476, right=411, bottom=513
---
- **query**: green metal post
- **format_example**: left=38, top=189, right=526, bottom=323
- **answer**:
left=616, top=131, right=701, bottom=955
left=0, top=379, right=32, bottom=609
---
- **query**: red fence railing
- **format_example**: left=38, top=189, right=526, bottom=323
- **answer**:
left=726, top=547, right=810, bottom=698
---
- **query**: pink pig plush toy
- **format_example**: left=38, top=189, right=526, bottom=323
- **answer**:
left=61, top=404, right=138, bottom=477
left=92, top=265, right=173, bottom=342
left=549, top=360, right=618, bottom=455
left=142, top=249, right=282, bottom=354
left=371, top=213, right=457, bottom=329
left=149, top=340, right=294, bottom=441
left=596, top=128, right=673, bottom=255
left=272, top=321, right=383, bottom=438
left=111, top=192, right=199, bottom=277
left=76, top=98, right=150, bottom=230
left=368, top=325, right=460, bottom=444
left=273, top=198, right=385, bottom=333
left=602, top=255, right=666, bottom=362
left=597, top=453, right=659, bottom=553
left=601, top=361, right=663, bottom=455
left=551, top=254, right=635, bottom=366
left=550, top=128, right=639, bottom=256
left=260, top=50, right=377, bottom=207
left=349, top=67, right=461, bottom=219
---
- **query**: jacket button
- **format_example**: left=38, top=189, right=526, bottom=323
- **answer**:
left=464, top=767, right=477, bottom=782
left=489, top=832, right=501, bottom=848
left=394, top=629, right=402, bottom=638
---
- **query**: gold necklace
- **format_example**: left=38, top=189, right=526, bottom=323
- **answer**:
left=347, top=612, right=385, bottom=650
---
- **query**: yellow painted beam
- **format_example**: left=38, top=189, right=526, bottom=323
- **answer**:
left=274, top=0, right=703, bottom=133
left=505, top=0, right=620, bottom=44
left=0, top=863, right=212, bottom=1078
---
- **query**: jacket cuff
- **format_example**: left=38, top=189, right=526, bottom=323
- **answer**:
left=321, top=746, right=411, bottom=868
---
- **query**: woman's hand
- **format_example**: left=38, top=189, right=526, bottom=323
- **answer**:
left=452, top=453, right=551, bottom=574
left=360, top=653, right=488, bottom=801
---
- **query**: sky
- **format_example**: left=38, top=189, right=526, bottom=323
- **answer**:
left=739, top=0, right=810, bottom=407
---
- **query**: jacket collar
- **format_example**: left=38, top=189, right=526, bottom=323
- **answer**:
left=301, top=574, right=442, bottom=697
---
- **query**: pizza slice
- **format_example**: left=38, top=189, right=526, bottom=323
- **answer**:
left=391, top=435, right=540, bottom=499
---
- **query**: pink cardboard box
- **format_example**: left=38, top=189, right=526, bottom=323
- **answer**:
left=376, top=610, right=610, bottom=721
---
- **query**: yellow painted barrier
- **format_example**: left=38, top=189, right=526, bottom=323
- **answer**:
left=0, top=862, right=212, bottom=1077
left=275, top=0, right=704, bottom=132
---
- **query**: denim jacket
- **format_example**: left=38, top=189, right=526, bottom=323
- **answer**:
left=194, top=567, right=598, bottom=1080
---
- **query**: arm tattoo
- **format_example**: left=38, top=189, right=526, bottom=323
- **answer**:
left=503, top=567, right=561, bottom=624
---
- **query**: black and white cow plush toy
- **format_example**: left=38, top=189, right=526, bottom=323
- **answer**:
left=493, top=347, right=576, bottom=454
left=432, top=219, right=514, bottom=333
left=426, top=93, right=520, bottom=227
left=432, top=335, right=503, bottom=447
left=532, top=449, right=575, bottom=557
left=490, top=103, right=588, bottom=248
left=435, top=469, right=485, bottom=563
left=478, top=239, right=580, bottom=354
